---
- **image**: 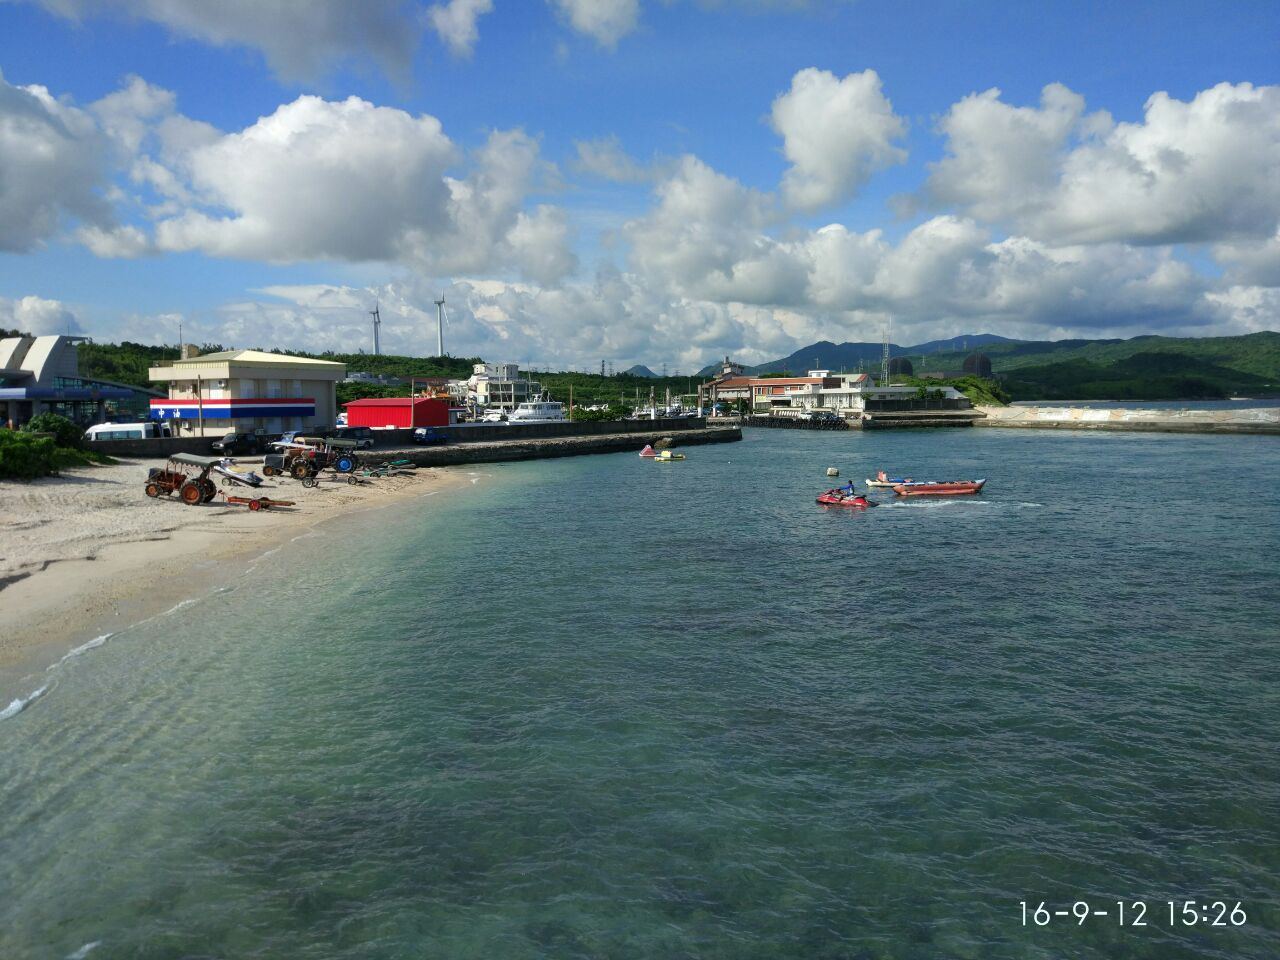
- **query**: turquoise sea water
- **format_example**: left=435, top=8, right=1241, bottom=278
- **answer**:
left=2, top=427, right=1278, bottom=959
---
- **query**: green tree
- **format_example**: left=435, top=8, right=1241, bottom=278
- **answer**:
left=23, top=412, right=85, bottom=449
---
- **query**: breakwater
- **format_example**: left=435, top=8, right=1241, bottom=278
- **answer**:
left=976, top=405, right=1280, bottom=435
left=744, top=415, right=848, bottom=431
left=374, top=425, right=741, bottom=467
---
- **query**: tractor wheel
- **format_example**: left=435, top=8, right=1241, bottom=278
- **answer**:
left=291, top=461, right=311, bottom=480
left=262, top=465, right=276, bottom=477
left=179, top=481, right=203, bottom=505
left=199, top=479, right=218, bottom=502
left=144, top=483, right=160, bottom=498
left=248, top=499, right=262, bottom=511
left=335, top=455, right=355, bottom=473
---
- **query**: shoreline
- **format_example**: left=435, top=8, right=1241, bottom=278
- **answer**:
left=0, top=458, right=477, bottom=705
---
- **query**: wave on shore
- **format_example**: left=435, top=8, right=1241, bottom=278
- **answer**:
left=0, top=682, right=49, bottom=721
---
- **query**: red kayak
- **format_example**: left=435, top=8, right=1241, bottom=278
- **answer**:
left=892, top=479, right=986, bottom=496
left=816, top=489, right=876, bottom=507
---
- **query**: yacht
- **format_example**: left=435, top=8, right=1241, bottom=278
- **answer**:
left=508, top=400, right=566, bottom=423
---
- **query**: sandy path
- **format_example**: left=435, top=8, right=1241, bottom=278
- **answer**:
left=0, top=457, right=471, bottom=691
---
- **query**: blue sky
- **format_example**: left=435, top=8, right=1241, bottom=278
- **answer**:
left=0, top=0, right=1277, bottom=371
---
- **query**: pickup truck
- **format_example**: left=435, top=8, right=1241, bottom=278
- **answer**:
left=210, top=432, right=263, bottom=455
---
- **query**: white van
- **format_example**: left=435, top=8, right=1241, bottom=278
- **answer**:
left=84, top=422, right=171, bottom=441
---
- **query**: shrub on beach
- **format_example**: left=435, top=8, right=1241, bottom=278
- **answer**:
left=0, top=431, right=60, bottom=480
left=22, top=412, right=85, bottom=449
left=0, top=427, right=111, bottom=480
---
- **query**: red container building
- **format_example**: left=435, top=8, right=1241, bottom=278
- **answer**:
left=342, top=397, right=449, bottom=429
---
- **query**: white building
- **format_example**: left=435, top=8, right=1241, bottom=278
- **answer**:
left=0, top=335, right=154, bottom=427
left=148, top=349, right=346, bottom=437
left=750, top=370, right=965, bottom=416
left=466, top=362, right=545, bottom=413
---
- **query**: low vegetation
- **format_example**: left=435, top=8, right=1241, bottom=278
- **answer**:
left=1, top=414, right=113, bottom=481
left=896, top=375, right=1011, bottom=406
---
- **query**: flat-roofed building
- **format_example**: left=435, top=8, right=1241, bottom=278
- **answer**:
left=0, top=335, right=155, bottom=427
left=148, top=349, right=345, bottom=437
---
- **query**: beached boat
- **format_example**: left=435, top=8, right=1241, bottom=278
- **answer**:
left=816, top=489, right=875, bottom=507
left=892, top=479, right=986, bottom=496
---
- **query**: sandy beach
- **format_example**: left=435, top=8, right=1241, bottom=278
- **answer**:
left=0, top=456, right=472, bottom=695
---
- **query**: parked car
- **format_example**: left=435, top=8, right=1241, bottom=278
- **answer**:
left=210, top=432, right=263, bottom=455
left=329, top=425, right=374, bottom=448
left=413, top=427, right=449, bottom=445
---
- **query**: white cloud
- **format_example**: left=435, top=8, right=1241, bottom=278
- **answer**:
left=1215, top=230, right=1280, bottom=288
left=927, top=81, right=1280, bottom=248
left=1205, top=286, right=1280, bottom=335
left=0, top=295, right=85, bottom=335
left=0, top=70, right=111, bottom=251
left=428, top=0, right=493, bottom=58
left=925, top=83, right=1090, bottom=224
left=135, top=97, right=576, bottom=282
left=550, top=0, right=640, bottom=47
left=624, top=155, right=782, bottom=302
left=19, top=0, right=421, bottom=82
left=74, top=224, right=151, bottom=258
left=770, top=68, right=907, bottom=212
left=153, top=95, right=457, bottom=262
left=573, top=135, right=657, bottom=183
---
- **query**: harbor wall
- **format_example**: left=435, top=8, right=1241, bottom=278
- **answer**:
left=377, top=426, right=741, bottom=467
left=88, top=417, right=712, bottom=458
left=975, top=405, right=1280, bottom=435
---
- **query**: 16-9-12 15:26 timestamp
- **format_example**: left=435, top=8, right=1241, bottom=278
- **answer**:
left=1020, top=900, right=1247, bottom=927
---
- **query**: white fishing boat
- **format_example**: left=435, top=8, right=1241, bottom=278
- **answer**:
left=508, top=400, right=566, bottom=423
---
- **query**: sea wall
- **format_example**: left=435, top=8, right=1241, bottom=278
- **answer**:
left=975, top=405, right=1280, bottom=435
left=376, top=426, right=741, bottom=467
left=89, top=417, right=713, bottom=458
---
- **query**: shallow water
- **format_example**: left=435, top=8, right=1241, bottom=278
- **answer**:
left=2, top=427, right=1278, bottom=959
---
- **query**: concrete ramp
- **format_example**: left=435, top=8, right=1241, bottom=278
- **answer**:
left=976, top=405, right=1280, bottom=435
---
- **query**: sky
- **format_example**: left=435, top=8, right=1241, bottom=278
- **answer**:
left=0, top=0, right=1277, bottom=373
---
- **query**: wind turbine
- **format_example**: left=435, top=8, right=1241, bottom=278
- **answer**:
left=370, top=302, right=381, bottom=355
left=434, top=293, right=447, bottom=357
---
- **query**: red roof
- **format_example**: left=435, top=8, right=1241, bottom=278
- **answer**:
left=342, top=397, right=435, bottom=408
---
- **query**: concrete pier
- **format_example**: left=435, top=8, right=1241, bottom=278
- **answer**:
left=975, top=405, right=1280, bottom=435
left=371, top=425, right=741, bottom=467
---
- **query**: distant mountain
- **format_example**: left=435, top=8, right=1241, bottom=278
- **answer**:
left=696, top=334, right=1016, bottom=377
left=696, top=331, right=1280, bottom=401
left=623, top=364, right=658, bottom=378
left=738, top=333, right=1020, bottom=376
left=906, top=333, right=1018, bottom=354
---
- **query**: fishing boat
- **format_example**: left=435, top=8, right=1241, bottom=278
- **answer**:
left=654, top=450, right=685, bottom=461
left=508, top=400, right=565, bottom=423
left=816, top=489, right=875, bottom=507
left=892, top=479, right=986, bottom=496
